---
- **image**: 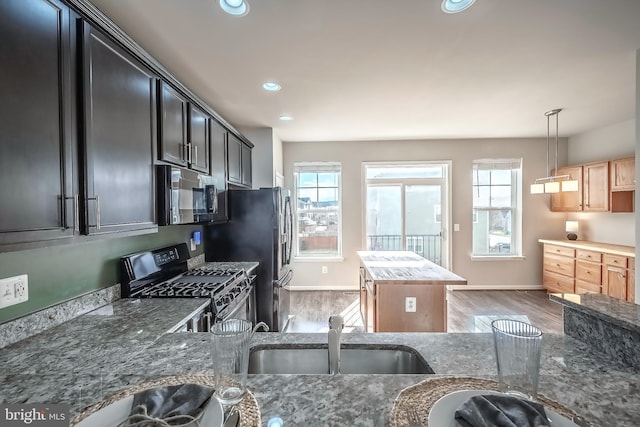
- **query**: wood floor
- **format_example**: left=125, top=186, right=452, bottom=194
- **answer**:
left=286, top=289, right=563, bottom=334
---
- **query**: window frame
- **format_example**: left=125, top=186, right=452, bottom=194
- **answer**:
left=471, top=159, right=522, bottom=258
left=293, top=162, right=343, bottom=260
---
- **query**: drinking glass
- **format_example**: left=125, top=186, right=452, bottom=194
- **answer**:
left=210, top=319, right=268, bottom=406
left=491, top=319, right=543, bottom=400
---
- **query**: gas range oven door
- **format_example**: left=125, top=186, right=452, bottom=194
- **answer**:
left=214, top=279, right=257, bottom=326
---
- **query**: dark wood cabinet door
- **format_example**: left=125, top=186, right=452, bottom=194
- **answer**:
left=241, top=142, right=252, bottom=187
left=0, top=0, right=76, bottom=246
left=188, top=104, right=210, bottom=173
left=80, top=21, right=157, bottom=234
left=227, top=133, right=242, bottom=184
left=158, top=81, right=188, bottom=167
left=210, top=120, right=229, bottom=223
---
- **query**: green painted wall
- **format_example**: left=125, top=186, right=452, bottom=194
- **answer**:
left=0, top=225, right=204, bottom=324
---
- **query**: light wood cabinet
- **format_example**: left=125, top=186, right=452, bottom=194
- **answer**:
left=550, top=166, right=583, bottom=212
left=610, top=157, right=635, bottom=191
left=610, top=157, right=635, bottom=213
left=628, top=260, right=636, bottom=303
left=541, top=240, right=635, bottom=303
left=583, top=161, right=609, bottom=212
left=542, top=244, right=575, bottom=293
left=575, top=249, right=602, bottom=294
left=550, top=158, right=634, bottom=213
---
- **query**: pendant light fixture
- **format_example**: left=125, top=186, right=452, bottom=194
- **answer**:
left=530, top=108, right=579, bottom=194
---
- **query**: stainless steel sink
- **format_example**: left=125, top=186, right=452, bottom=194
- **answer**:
left=248, top=344, right=434, bottom=374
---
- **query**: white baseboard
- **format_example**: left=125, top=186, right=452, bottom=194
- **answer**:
left=449, top=284, right=545, bottom=291
left=288, top=285, right=359, bottom=292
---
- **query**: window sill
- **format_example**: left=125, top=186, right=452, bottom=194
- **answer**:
left=293, top=256, right=344, bottom=263
left=470, top=255, right=526, bottom=261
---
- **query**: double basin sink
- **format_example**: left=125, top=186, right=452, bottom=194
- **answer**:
left=248, top=344, right=434, bottom=375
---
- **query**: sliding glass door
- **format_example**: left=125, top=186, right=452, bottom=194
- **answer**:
left=364, top=163, right=449, bottom=267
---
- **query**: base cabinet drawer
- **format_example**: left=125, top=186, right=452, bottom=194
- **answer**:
left=543, top=271, right=575, bottom=293
left=575, top=260, right=602, bottom=284
left=544, top=244, right=575, bottom=258
left=544, top=255, right=575, bottom=277
left=575, top=279, right=601, bottom=294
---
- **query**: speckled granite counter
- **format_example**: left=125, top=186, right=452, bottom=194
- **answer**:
left=1, top=298, right=639, bottom=426
left=357, top=251, right=467, bottom=284
left=551, top=292, right=640, bottom=370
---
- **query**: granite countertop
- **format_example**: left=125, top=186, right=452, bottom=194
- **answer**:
left=538, top=239, right=635, bottom=258
left=357, top=250, right=467, bottom=285
left=1, top=299, right=639, bottom=426
left=550, top=293, right=640, bottom=332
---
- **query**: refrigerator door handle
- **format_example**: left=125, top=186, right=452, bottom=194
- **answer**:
left=276, top=269, right=293, bottom=289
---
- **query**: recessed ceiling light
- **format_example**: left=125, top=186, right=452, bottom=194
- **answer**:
left=219, top=0, right=249, bottom=17
left=262, top=82, right=281, bottom=92
left=279, top=114, right=294, bottom=121
left=441, top=0, right=476, bottom=14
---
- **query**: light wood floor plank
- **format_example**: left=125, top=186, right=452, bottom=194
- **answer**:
left=287, top=289, right=563, bottom=334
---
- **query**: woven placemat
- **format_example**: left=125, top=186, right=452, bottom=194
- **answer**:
left=390, top=376, right=579, bottom=427
left=69, top=374, right=260, bottom=427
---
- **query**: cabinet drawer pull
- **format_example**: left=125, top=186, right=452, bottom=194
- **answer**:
left=64, top=194, right=79, bottom=232
left=194, top=145, right=198, bottom=165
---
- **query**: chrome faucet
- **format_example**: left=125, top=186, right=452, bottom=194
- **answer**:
left=328, top=315, right=344, bottom=375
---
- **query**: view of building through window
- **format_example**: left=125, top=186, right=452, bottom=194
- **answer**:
left=293, top=162, right=341, bottom=257
left=364, top=163, right=447, bottom=265
left=472, top=159, right=522, bottom=256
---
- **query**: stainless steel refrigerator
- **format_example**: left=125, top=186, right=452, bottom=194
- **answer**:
left=204, top=187, right=293, bottom=331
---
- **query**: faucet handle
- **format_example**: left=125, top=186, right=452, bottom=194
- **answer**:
left=328, top=315, right=344, bottom=330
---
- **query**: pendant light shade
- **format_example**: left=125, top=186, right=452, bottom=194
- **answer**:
left=544, top=181, right=560, bottom=193
left=562, top=179, right=579, bottom=192
left=530, top=109, right=577, bottom=195
left=530, top=183, right=545, bottom=194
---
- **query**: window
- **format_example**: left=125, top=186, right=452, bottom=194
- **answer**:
left=294, top=162, right=342, bottom=258
left=472, top=159, right=522, bottom=257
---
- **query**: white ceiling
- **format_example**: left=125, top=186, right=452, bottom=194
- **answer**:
left=88, top=0, right=640, bottom=142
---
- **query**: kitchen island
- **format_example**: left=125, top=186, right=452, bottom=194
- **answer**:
left=358, top=251, right=467, bottom=332
left=1, top=298, right=639, bottom=426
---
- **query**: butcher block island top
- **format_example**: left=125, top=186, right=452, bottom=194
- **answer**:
left=357, top=250, right=468, bottom=284
left=357, top=251, right=467, bottom=332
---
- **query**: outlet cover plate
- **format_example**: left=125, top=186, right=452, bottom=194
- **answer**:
left=405, top=296, right=416, bottom=312
left=0, top=274, right=29, bottom=308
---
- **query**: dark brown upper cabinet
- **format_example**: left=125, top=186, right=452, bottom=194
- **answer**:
left=159, top=81, right=211, bottom=174
left=80, top=20, right=158, bottom=235
left=0, top=0, right=77, bottom=247
left=227, top=133, right=252, bottom=188
left=210, top=119, right=229, bottom=223
left=158, top=81, right=188, bottom=168
left=188, top=104, right=210, bottom=173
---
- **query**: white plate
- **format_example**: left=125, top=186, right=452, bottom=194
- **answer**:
left=427, top=389, right=579, bottom=427
left=76, top=393, right=223, bottom=427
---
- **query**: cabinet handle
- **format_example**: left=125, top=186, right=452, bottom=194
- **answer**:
left=182, top=143, right=189, bottom=162
left=194, top=145, right=198, bottom=165
left=87, top=196, right=101, bottom=231
left=63, top=195, right=79, bottom=232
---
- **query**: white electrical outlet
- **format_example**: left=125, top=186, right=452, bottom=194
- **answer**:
left=321, top=266, right=328, bottom=274
left=405, top=296, right=416, bottom=312
left=0, top=274, right=28, bottom=309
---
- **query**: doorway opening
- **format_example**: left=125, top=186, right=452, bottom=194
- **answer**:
left=363, top=162, right=451, bottom=268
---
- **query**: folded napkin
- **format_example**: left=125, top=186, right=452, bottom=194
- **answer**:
left=454, top=394, right=550, bottom=427
left=123, top=383, right=214, bottom=427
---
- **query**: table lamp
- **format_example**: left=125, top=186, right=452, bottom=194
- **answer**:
left=566, top=220, right=579, bottom=240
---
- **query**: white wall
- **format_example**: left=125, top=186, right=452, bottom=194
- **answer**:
left=284, top=137, right=566, bottom=290
left=566, top=119, right=635, bottom=245
left=240, top=127, right=284, bottom=188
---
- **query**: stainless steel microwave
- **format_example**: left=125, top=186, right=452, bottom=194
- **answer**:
left=157, top=165, right=218, bottom=225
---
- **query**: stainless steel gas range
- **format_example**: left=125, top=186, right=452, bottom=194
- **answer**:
left=120, top=243, right=256, bottom=332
